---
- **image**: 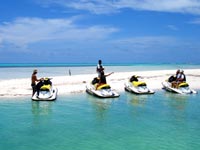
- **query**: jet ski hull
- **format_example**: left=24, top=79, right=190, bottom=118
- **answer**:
left=124, top=81, right=155, bottom=94
left=86, top=84, right=120, bottom=98
left=32, top=86, right=58, bottom=101
left=162, top=81, right=197, bottom=94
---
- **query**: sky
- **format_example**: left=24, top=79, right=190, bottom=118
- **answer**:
left=0, top=0, right=200, bottom=64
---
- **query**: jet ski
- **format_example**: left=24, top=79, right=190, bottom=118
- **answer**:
left=124, top=75, right=155, bottom=94
left=86, top=77, right=120, bottom=98
left=162, top=81, right=197, bottom=94
left=32, top=78, right=58, bottom=101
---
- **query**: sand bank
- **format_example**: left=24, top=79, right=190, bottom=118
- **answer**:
left=0, top=69, right=200, bottom=98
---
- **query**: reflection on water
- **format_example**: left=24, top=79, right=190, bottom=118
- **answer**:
left=31, top=101, right=55, bottom=125
left=162, top=92, right=191, bottom=124
left=125, top=92, right=154, bottom=120
left=31, top=101, right=54, bottom=116
left=86, top=94, right=114, bottom=120
left=126, top=93, right=149, bottom=107
left=164, top=92, right=189, bottom=101
left=163, top=92, right=188, bottom=110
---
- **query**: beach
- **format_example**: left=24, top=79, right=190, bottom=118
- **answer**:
left=0, top=69, right=200, bottom=97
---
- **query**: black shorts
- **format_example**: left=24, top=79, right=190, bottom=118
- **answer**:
left=31, top=83, right=36, bottom=90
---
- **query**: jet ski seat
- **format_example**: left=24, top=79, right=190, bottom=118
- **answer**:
left=132, top=81, right=147, bottom=87
left=179, top=82, right=189, bottom=87
left=40, top=84, right=51, bottom=91
left=96, top=84, right=111, bottom=90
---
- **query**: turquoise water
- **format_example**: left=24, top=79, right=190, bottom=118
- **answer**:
left=0, top=91, right=200, bottom=150
left=0, top=63, right=200, bottom=68
left=1, top=64, right=200, bottom=149
left=1, top=63, right=200, bottom=80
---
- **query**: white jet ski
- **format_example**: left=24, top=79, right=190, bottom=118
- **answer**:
left=125, top=81, right=155, bottom=94
left=124, top=75, right=155, bottom=94
left=32, top=78, right=58, bottom=101
left=86, top=77, right=120, bottom=98
left=162, top=81, right=197, bottom=94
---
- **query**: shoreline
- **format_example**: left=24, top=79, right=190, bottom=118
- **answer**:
left=0, top=69, right=200, bottom=98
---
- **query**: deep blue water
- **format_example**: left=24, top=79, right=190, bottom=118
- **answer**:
left=0, top=91, right=200, bottom=150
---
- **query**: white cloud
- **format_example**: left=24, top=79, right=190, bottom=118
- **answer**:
left=66, top=0, right=118, bottom=14
left=117, top=0, right=200, bottom=14
left=37, top=0, right=118, bottom=14
left=0, top=17, right=118, bottom=47
left=38, top=0, right=200, bottom=15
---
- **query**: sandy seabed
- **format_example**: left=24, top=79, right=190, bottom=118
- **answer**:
left=0, top=69, right=200, bottom=98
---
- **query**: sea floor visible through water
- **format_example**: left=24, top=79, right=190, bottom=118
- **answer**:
left=0, top=90, right=200, bottom=150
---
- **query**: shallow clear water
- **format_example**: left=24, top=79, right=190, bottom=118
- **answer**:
left=0, top=91, right=200, bottom=150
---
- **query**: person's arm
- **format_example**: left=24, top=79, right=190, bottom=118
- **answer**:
left=105, top=72, right=114, bottom=77
left=36, top=76, right=44, bottom=82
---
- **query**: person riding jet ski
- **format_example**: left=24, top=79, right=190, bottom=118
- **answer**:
left=86, top=71, right=119, bottom=98
left=130, top=75, right=140, bottom=82
left=162, top=70, right=197, bottom=94
left=96, top=71, right=114, bottom=89
left=168, top=69, right=180, bottom=88
left=125, top=75, right=154, bottom=94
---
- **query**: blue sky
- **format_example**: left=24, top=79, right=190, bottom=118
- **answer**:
left=0, top=0, right=200, bottom=64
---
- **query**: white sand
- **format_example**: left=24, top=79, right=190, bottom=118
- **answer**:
left=0, top=69, right=200, bottom=97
